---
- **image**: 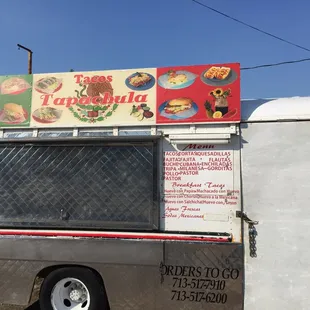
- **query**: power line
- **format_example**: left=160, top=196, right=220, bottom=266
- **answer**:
left=192, top=0, right=310, bottom=53
left=241, top=57, right=310, bottom=71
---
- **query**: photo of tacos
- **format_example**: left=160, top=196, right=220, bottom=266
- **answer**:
left=0, top=103, right=28, bottom=124
left=0, top=77, right=31, bottom=95
left=159, top=97, right=198, bottom=120
left=32, top=107, right=62, bottom=124
left=35, top=77, right=62, bottom=94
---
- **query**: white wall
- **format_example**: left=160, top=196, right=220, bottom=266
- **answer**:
left=241, top=121, right=310, bottom=310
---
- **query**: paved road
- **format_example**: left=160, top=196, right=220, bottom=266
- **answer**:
left=0, top=302, right=39, bottom=310
left=0, top=281, right=40, bottom=310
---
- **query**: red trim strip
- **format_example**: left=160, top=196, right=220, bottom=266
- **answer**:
left=0, top=230, right=230, bottom=243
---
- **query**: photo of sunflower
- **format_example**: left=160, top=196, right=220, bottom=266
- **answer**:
left=209, top=88, right=231, bottom=99
left=210, top=88, right=223, bottom=98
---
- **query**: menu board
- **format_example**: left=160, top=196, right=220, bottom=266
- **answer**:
left=160, top=139, right=241, bottom=238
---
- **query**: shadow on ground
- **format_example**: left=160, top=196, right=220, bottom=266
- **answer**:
left=0, top=302, right=40, bottom=310
left=25, top=302, right=40, bottom=310
left=0, top=302, right=39, bottom=310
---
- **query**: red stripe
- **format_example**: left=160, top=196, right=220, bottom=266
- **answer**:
left=0, top=230, right=230, bottom=242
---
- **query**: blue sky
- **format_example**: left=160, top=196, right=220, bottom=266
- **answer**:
left=1, top=0, right=309, bottom=99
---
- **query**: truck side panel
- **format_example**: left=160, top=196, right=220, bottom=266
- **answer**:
left=241, top=121, right=310, bottom=309
left=0, top=237, right=163, bottom=305
left=0, top=237, right=243, bottom=309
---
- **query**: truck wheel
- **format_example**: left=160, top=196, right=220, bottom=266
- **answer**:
left=39, top=267, right=108, bottom=310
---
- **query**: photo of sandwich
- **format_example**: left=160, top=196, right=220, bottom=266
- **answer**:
left=0, top=77, right=31, bottom=95
left=34, top=76, right=62, bottom=94
left=0, top=103, right=27, bottom=124
left=159, top=97, right=198, bottom=120
left=201, top=65, right=237, bottom=86
left=164, top=98, right=193, bottom=114
left=125, top=72, right=155, bottom=91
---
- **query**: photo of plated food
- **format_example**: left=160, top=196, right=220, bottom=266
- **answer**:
left=32, top=107, right=62, bottom=124
left=0, top=103, right=28, bottom=124
left=0, top=77, right=31, bottom=95
left=34, top=76, right=62, bottom=94
left=159, top=97, right=198, bottom=120
left=201, top=66, right=237, bottom=86
left=167, top=70, right=187, bottom=84
left=158, top=70, right=197, bottom=89
left=205, top=66, right=231, bottom=80
left=125, top=72, right=155, bottom=91
left=130, top=103, right=154, bottom=121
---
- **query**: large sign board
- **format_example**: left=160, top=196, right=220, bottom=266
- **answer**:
left=0, top=63, right=240, bottom=128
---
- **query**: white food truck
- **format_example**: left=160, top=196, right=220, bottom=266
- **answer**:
left=0, top=63, right=306, bottom=310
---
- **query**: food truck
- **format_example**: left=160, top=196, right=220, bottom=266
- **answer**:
left=0, top=63, right=305, bottom=310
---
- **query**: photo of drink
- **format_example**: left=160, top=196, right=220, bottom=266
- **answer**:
left=215, top=96, right=229, bottom=116
left=204, top=88, right=234, bottom=120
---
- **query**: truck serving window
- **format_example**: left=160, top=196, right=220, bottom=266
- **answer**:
left=0, top=141, right=158, bottom=230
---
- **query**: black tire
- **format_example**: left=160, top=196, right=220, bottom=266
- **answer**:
left=39, top=267, right=109, bottom=310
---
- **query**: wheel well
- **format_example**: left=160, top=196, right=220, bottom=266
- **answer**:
left=37, top=264, right=104, bottom=285
left=32, top=264, right=109, bottom=307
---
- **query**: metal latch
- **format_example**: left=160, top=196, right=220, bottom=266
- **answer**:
left=60, top=209, right=70, bottom=221
left=236, top=211, right=259, bottom=258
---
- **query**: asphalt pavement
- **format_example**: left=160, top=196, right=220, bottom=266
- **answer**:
left=0, top=302, right=39, bottom=310
left=0, top=280, right=40, bottom=310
